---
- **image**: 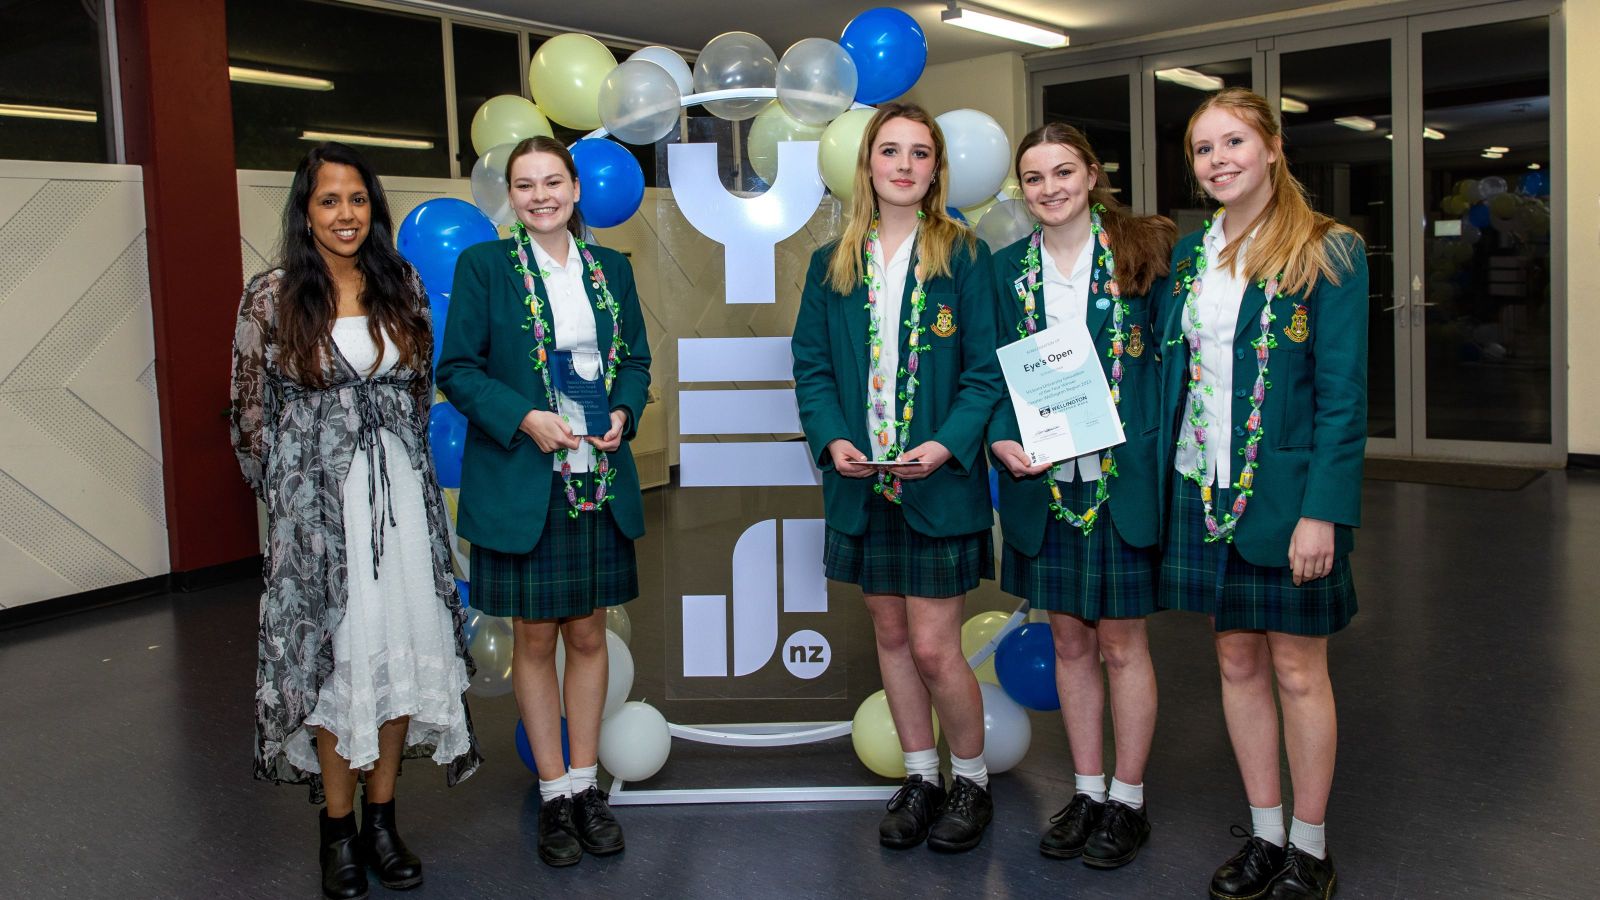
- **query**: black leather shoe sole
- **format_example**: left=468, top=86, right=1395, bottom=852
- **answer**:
left=1082, top=830, right=1148, bottom=869
left=927, top=830, right=986, bottom=853
left=1039, top=840, right=1086, bottom=860
left=539, top=849, right=582, bottom=868
left=1210, top=883, right=1275, bottom=900
left=879, top=831, right=928, bottom=850
left=579, top=835, right=625, bottom=856
left=376, top=872, right=423, bottom=891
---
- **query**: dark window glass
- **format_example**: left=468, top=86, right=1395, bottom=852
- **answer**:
left=0, top=0, right=111, bottom=162
left=227, top=0, right=448, bottom=176
left=528, top=34, right=658, bottom=187
left=453, top=24, right=522, bottom=176
left=1041, top=75, right=1134, bottom=201
left=1152, top=59, right=1252, bottom=232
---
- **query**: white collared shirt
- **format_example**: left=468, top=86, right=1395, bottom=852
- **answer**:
left=1039, top=236, right=1104, bottom=482
left=1175, top=212, right=1252, bottom=486
left=866, top=227, right=916, bottom=461
left=530, top=232, right=602, bottom=474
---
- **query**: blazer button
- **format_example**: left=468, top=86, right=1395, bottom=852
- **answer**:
left=1234, top=388, right=1247, bottom=398
left=1235, top=348, right=1246, bottom=360
left=1233, top=425, right=1245, bottom=437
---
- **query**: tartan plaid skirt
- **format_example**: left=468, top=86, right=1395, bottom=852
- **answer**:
left=1159, top=474, right=1356, bottom=636
left=1001, top=479, right=1158, bottom=621
left=824, top=497, right=993, bottom=599
left=468, top=477, right=638, bottom=620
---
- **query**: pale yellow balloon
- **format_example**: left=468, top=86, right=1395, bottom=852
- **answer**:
left=851, top=689, right=941, bottom=779
left=819, top=107, right=875, bottom=200
left=470, top=95, right=552, bottom=156
left=746, top=102, right=825, bottom=184
left=961, top=611, right=1011, bottom=686
left=529, top=33, right=618, bottom=130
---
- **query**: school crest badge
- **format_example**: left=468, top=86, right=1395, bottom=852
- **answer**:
left=932, top=304, right=957, bottom=337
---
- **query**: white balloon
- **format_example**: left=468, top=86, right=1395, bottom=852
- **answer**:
left=599, top=59, right=682, bottom=145
left=776, top=38, right=857, bottom=126
left=598, top=701, right=672, bottom=782
left=975, top=198, right=1035, bottom=251
left=978, top=681, right=1032, bottom=774
left=555, top=629, right=634, bottom=718
left=469, top=142, right=517, bottom=227
left=628, top=45, right=694, bottom=96
left=936, top=108, right=1011, bottom=209
left=693, top=31, right=777, bottom=121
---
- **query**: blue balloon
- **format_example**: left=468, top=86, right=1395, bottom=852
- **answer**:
left=988, top=467, right=999, bottom=509
left=515, top=718, right=571, bottom=772
left=1520, top=171, right=1548, bottom=196
left=947, top=205, right=967, bottom=223
left=995, top=622, right=1060, bottom=711
left=841, top=7, right=928, bottom=104
left=1467, top=202, right=1491, bottom=228
left=570, top=138, right=645, bottom=229
left=428, top=400, right=468, bottom=489
left=397, top=198, right=498, bottom=295
left=456, top=578, right=470, bottom=609
left=428, top=290, right=450, bottom=370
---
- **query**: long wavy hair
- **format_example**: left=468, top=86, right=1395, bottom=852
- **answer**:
left=276, top=142, right=428, bottom=386
left=1184, top=87, right=1360, bottom=295
left=826, top=102, right=975, bottom=294
left=1015, top=122, right=1176, bottom=297
left=505, top=135, right=586, bottom=240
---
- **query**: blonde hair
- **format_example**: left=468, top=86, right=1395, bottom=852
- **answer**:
left=1184, top=87, right=1360, bottom=296
left=826, top=103, right=976, bottom=295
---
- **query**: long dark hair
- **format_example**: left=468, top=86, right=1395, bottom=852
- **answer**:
left=505, top=135, right=586, bottom=239
left=277, top=142, right=429, bottom=387
left=1015, top=122, right=1176, bottom=297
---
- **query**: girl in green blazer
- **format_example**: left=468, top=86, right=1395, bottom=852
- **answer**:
left=1158, top=89, right=1368, bottom=900
left=987, top=123, right=1175, bottom=869
left=437, top=136, right=650, bottom=868
left=792, top=102, right=1003, bottom=853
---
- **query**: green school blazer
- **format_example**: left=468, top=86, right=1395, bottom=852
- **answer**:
left=984, top=233, right=1170, bottom=557
left=792, top=237, right=1002, bottom=538
left=1157, top=228, right=1369, bottom=568
left=436, top=238, right=651, bottom=554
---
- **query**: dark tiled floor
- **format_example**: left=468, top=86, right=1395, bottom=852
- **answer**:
left=2, top=471, right=1596, bottom=898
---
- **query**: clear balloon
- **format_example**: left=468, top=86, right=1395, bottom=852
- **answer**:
left=693, top=31, right=777, bottom=121
left=605, top=605, right=632, bottom=645
left=776, top=38, right=857, bottom=126
left=555, top=629, right=634, bottom=718
left=570, top=138, right=645, bottom=228
left=747, top=101, right=825, bottom=185
left=978, top=682, right=1032, bottom=774
left=961, top=196, right=998, bottom=226
left=428, top=400, right=467, bottom=489
left=937, top=108, right=1011, bottom=208
left=466, top=614, right=515, bottom=697
left=599, top=59, right=682, bottom=145
left=397, top=198, right=499, bottom=295
left=528, top=33, right=617, bottom=130
left=469, top=142, right=518, bottom=227
left=1477, top=175, right=1508, bottom=199
left=975, top=198, right=1035, bottom=252
left=850, top=689, right=940, bottom=779
left=994, top=621, right=1060, bottom=711
left=819, top=107, right=875, bottom=199
left=469, top=95, right=552, bottom=156
left=628, top=46, right=694, bottom=96
left=598, top=701, right=672, bottom=782
left=840, top=7, right=927, bottom=104
left=961, top=611, right=1012, bottom=686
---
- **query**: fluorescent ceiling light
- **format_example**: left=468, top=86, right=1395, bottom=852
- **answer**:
left=300, top=130, right=433, bottom=150
left=1334, top=116, right=1376, bottom=132
left=230, top=66, right=334, bottom=91
left=1423, top=127, right=1445, bottom=140
left=1385, top=133, right=1393, bottom=140
left=1280, top=96, right=1309, bottom=114
left=1481, top=151, right=1503, bottom=159
left=1484, top=145, right=1509, bottom=153
left=941, top=4, right=1068, bottom=48
left=0, top=103, right=97, bottom=123
left=1102, top=162, right=1120, bottom=173
left=1155, top=68, right=1224, bottom=91
left=1528, top=163, right=1541, bottom=170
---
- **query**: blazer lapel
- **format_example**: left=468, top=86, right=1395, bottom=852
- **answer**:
left=1084, top=236, right=1112, bottom=343
left=843, top=260, right=872, bottom=412
left=1234, top=278, right=1270, bottom=343
left=579, top=248, right=616, bottom=366
left=504, top=237, right=558, bottom=411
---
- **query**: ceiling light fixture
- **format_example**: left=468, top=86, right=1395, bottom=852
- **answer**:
left=1280, top=97, right=1309, bottom=114
left=1102, top=162, right=1121, bottom=173
left=1334, top=116, right=1376, bottom=132
left=1423, top=127, right=1445, bottom=140
left=941, top=3, right=1068, bottom=49
left=1155, top=68, right=1223, bottom=91
left=0, top=103, right=97, bottom=123
left=1481, top=151, right=1503, bottom=159
left=1528, top=163, right=1541, bottom=170
left=1484, top=145, right=1509, bottom=153
left=300, top=130, right=433, bottom=150
left=230, top=66, right=335, bottom=91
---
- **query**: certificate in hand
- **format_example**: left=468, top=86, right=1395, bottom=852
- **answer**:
left=995, top=325, right=1125, bottom=466
left=547, top=349, right=612, bottom=436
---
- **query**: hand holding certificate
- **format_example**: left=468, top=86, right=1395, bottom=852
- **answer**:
left=996, top=325, right=1125, bottom=466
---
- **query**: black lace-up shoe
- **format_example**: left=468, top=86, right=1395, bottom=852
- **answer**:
left=358, top=798, right=422, bottom=889
left=571, top=787, right=625, bottom=855
left=319, top=809, right=368, bottom=899
left=879, top=774, right=946, bottom=849
left=1039, top=794, right=1104, bottom=859
left=1210, top=825, right=1288, bottom=900
left=537, top=795, right=583, bottom=867
left=1266, top=844, right=1337, bottom=899
left=926, top=775, right=993, bottom=853
left=1083, top=798, right=1150, bottom=868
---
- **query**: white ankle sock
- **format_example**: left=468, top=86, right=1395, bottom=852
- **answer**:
left=539, top=773, right=572, bottom=803
left=568, top=765, right=598, bottom=795
left=902, top=747, right=940, bottom=782
left=1108, top=778, right=1144, bottom=809
left=1075, top=772, right=1108, bottom=803
left=1289, top=816, right=1327, bottom=859
left=949, top=752, right=989, bottom=789
left=1251, top=804, right=1287, bottom=847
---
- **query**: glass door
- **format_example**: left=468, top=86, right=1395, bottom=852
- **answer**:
left=1142, top=42, right=1263, bottom=228
left=1032, top=59, right=1142, bottom=208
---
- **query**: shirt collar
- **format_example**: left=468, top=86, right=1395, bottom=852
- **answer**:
left=529, top=231, right=581, bottom=275
left=1039, top=234, right=1094, bottom=287
left=1204, top=209, right=1259, bottom=255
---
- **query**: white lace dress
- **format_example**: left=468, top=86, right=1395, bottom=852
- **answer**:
left=283, top=317, right=472, bottom=773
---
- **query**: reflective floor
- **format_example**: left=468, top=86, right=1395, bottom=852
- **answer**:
left=3, top=470, right=1597, bottom=899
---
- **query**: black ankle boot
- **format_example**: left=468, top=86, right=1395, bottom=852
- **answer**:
left=359, top=797, right=423, bottom=890
left=319, top=809, right=368, bottom=900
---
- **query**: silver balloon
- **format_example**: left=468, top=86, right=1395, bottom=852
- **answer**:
left=776, top=38, right=857, bottom=126
left=1476, top=175, right=1508, bottom=199
left=467, top=614, right=515, bottom=697
left=599, top=59, right=683, bottom=145
left=628, top=46, right=694, bottom=96
left=746, top=101, right=825, bottom=185
left=693, top=31, right=777, bottom=121
left=605, top=605, right=633, bottom=645
left=469, top=142, right=517, bottom=228
left=975, top=198, right=1035, bottom=251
